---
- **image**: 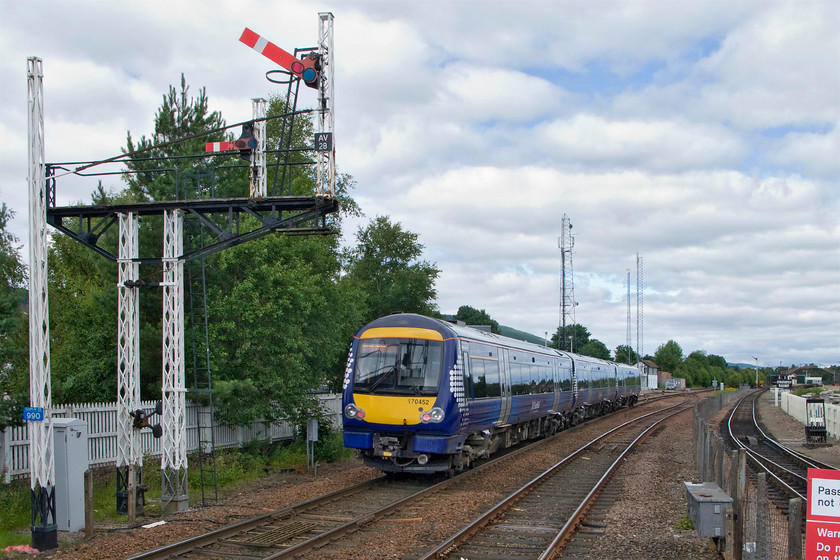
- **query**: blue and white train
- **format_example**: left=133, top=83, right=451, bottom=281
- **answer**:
left=342, top=313, right=641, bottom=475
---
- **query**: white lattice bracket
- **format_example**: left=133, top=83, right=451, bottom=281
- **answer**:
left=316, top=12, right=335, bottom=197
left=160, top=209, right=188, bottom=512
left=116, top=212, right=142, bottom=520
left=117, top=212, right=141, bottom=468
left=27, top=55, right=53, bottom=491
left=28, top=56, right=57, bottom=548
left=250, top=98, right=267, bottom=199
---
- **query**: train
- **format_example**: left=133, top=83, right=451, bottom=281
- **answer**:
left=341, top=313, right=642, bottom=475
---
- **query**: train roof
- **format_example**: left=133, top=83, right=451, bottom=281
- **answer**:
left=357, top=314, right=640, bottom=372
left=359, top=313, right=562, bottom=357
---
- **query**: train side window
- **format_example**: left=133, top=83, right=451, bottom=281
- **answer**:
left=471, top=358, right=487, bottom=399
left=510, top=362, right=526, bottom=395
left=484, top=357, right=501, bottom=397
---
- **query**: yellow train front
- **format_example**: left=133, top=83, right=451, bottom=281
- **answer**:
left=341, top=313, right=600, bottom=475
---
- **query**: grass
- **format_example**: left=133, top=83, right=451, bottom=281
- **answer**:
left=793, top=385, right=825, bottom=398
left=0, top=432, right=354, bottom=551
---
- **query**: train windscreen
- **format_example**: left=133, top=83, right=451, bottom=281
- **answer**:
left=354, top=338, right=443, bottom=395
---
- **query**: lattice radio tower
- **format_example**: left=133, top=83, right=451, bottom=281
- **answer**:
left=636, top=253, right=644, bottom=362
left=626, top=269, right=632, bottom=364
left=558, top=214, right=575, bottom=351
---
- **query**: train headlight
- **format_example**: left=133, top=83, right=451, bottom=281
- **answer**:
left=420, top=407, right=445, bottom=423
left=344, top=403, right=365, bottom=420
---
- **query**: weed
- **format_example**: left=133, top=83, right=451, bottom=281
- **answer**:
left=675, top=513, right=694, bottom=531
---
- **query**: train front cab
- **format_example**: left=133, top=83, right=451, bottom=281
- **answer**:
left=342, top=317, right=463, bottom=474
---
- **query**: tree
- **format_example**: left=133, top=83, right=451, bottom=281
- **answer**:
left=343, top=216, right=440, bottom=323
left=614, top=344, right=639, bottom=364
left=208, top=234, right=365, bottom=425
left=551, top=323, right=590, bottom=352
left=0, top=204, right=28, bottom=428
left=454, top=305, right=501, bottom=334
left=123, top=74, right=229, bottom=202
left=120, top=76, right=238, bottom=398
left=579, top=339, right=610, bottom=360
left=653, top=340, right=683, bottom=373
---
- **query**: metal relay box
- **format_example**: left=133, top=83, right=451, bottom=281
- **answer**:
left=684, top=481, right=733, bottom=538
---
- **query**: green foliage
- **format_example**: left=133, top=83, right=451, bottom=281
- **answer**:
left=123, top=74, right=229, bottom=202
left=343, top=215, right=440, bottom=324
left=579, top=339, right=611, bottom=360
left=0, top=480, right=30, bottom=536
left=614, top=344, right=639, bottom=364
left=551, top=323, right=590, bottom=351
left=454, top=305, right=501, bottom=334
left=653, top=340, right=684, bottom=373
left=675, top=513, right=694, bottom=530
left=208, top=233, right=364, bottom=425
left=0, top=203, right=28, bottom=429
left=48, top=228, right=119, bottom=403
left=793, top=385, right=824, bottom=397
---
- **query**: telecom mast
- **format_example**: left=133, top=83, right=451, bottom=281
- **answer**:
left=558, top=214, right=575, bottom=351
left=636, top=253, right=644, bottom=363
left=626, top=269, right=632, bottom=364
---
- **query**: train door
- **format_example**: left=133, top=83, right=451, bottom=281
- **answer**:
left=497, top=348, right=512, bottom=425
left=551, top=358, right=561, bottom=412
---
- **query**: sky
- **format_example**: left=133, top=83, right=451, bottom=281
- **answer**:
left=0, top=0, right=838, bottom=368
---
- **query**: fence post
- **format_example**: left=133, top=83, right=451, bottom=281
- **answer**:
left=757, top=473, right=770, bottom=560
left=0, top=427, right=8, bottom=484
left=725, top=507, right=735, bottom=558
left=729, top=448, right=745, bottom=560
left=788, top=497, right=802, bottom=560
left=84, top=469, right=94, bottom=539
left=695, top=413, right=703, bottom=475
left=703, top=424, right=713, bottom=482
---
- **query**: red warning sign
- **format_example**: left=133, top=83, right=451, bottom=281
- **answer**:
left=807, top=468, right=840, bottom=560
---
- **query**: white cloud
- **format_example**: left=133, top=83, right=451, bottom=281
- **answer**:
left=1, top=0, right=837, bottom=367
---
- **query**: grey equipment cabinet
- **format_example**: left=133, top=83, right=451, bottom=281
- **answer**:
left=684, top=481, right=733, bottom=538
left=53, top=418, right=88, bottom=532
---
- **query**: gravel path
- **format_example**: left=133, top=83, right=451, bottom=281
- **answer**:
left=14, top=389, right=836, bottom=560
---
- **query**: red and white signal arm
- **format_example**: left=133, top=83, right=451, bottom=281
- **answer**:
left=239, top=28, right=319, bottom=87
left=807, top=468, right=840, bottom=559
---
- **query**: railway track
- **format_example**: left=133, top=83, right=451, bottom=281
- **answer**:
left=125, top=395, right=693, bottom=560
left=416, top=403, right=692, bottom=560
left=724, top=389, right=836, bottom=507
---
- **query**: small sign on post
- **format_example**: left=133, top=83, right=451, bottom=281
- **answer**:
left=807, top=468, right=840, bottom=560
left=314, top=133, right=332, bottom=152
left=306, top=418, right=319, bottom=473
left=23, top=407, right=44, bottom=421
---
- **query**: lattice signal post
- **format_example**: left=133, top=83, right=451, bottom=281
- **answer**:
left=27, top=12, right=338, bottom=527
left=27, top=56, right=57, bottom=551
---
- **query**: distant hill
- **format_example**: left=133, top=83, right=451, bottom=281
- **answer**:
left=499, top=325, right=548, bottom=346
left=728, top=362, right=759, bottom=369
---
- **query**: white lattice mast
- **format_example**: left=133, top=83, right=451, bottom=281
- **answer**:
left=316, top=12, right=335, bottom=197
left=161, top=209, right=188, bottom=513
left=116, top=212, right=142, bottom=521
left=250, top=98, right=267, bottom=199
left=636, top=253, right=644, bottom=362
left=558, top=214, right=575, bottom=351
left=626, top=269, right=632, bottom=364
left=27, top=56, right=58, bottom=549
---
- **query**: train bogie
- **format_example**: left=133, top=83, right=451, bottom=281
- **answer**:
left=342, top=314, right=641, bottom=475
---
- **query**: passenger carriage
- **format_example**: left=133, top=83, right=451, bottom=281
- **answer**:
left=342, top=313, right=640, bottom=475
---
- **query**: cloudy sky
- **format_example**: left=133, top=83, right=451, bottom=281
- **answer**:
left=1, top=0, right=837, bottom=368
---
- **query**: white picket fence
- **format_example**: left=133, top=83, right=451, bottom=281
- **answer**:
left=0, top=394, right=342, bottom=484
